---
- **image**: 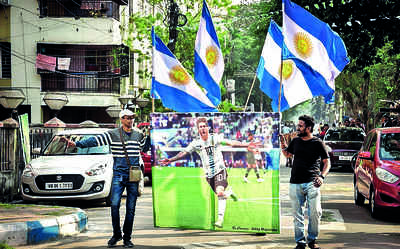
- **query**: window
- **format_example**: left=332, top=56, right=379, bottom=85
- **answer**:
left=39, top=0, right=122, bottom=20
left=379, top=133, right=400, bottom=160
left=0, top=42, right=11, bottom=78
left=368, top=134, right=377, bottom=157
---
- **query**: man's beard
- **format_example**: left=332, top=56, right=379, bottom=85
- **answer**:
left=297, top=129, right=307, bottom=137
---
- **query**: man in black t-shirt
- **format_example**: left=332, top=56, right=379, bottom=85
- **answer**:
left=281, top=115, right=330, bottom=249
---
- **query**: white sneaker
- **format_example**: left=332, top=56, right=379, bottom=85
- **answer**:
left=243, top=177, right=249, bottom=183
left=214, top=218, right=223, bottom=228
left=257, top=178, right=264, bottom=183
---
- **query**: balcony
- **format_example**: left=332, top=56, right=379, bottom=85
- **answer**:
left=38, top=0, right=127, bottom=21
left=36, top=43, right=128, bottom=94
left=41, top=72, right=120, bottom=94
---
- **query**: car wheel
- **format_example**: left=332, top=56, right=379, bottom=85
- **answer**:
left=354, top=181, right=365, bottom=206
left=369, top=187, right=380, bottom=218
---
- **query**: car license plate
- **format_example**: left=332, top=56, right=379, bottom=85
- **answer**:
left=45, top=182, right=73, bottom=190
left=339, top=156, right=352, bottom=161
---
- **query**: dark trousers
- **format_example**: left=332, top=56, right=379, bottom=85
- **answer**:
left=110, top=174, right=139, bottom=240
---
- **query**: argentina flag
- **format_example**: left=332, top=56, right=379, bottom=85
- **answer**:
left=283, top=0, right=349, bottom=89
left=257, top=20, right=334, bottom=112
left=151, top=27, right=217, bottom=112
left=194, top=0, right=224, bottom=106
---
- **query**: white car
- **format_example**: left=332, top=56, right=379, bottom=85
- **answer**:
left=21, top=128, right=114, bottom=206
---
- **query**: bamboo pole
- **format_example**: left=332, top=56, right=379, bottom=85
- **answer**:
left=244, top=74, right=258, bottom=111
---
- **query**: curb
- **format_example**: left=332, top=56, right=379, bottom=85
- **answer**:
left=0, top=209, right=87, bottom=246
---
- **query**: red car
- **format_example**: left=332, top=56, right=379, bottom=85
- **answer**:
left=138, top=122, right=152, bottom=181
left=353, top=127, right=400, bottom=217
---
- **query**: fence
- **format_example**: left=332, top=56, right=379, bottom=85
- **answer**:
left=30, top=128, right=54, bottom=159
left=0, top=125, right=54, bottom=202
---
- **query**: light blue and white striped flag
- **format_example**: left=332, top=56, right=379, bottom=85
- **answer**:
left=194, top=0, right=224, bottom=106
left=257, top=20, right=334, bottom=112
left=282, top=0, right=349, bottom=89
left=151, top=27, right=217, bottom=112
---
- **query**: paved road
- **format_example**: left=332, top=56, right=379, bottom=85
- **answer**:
left=16, top=165, right=400, bottom=249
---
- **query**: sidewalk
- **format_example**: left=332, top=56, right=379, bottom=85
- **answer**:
left=0, top=203, right=87, bottom=246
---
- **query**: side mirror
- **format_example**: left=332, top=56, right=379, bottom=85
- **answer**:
left=359, top=151, right=372, bottom=160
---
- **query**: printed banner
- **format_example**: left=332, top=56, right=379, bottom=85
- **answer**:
left=151, top=112, right=281, bottom=233
left=18, top=114, right=31, bottom=164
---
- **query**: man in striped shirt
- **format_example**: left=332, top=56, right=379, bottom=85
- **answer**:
left=66, top=109, right=150, bottom=248
left=161, top=117, right=249, bottom=228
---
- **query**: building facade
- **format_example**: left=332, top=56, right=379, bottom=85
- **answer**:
left=0, top=0, right=148, bottom=124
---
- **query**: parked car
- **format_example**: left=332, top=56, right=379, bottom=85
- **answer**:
left=353, top=127, right=400, bottom=217
left=323, top=127, right=366, bottom=170
left=21, top=128, right=114, bottom=206
left=137, top=122, right=152, bottom=181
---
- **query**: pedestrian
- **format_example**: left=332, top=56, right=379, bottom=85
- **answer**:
left=160, top=117, right=250, bottom=228
left=355, top=118, right=365, bottom=131
left=243, top=132, right=264, bottom=183
left=381, top=114, right=392, bottom=127
left=65, top=109, right=150, bottom=248
left=318, top=124, right=329, bottom=139
left=280, top=115, right=331, bottom=249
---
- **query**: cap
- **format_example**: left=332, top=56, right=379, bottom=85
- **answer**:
left=119, top=109, right=135, bottom=119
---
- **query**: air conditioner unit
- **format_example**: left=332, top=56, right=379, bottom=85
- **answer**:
left=0, top=0, right=10, bottom=6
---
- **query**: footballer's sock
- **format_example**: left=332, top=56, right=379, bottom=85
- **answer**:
left=255, top=167, right=260, bottom=178
left=245, top=168, right=251, bottom=177
left=218, top=197, right=226, bottom=221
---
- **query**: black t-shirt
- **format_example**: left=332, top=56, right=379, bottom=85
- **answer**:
left=286, top=136, right=329, bottom=184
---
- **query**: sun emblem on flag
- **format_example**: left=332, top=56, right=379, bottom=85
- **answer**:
left=294, top=32, right=313, bottom=58
left=205, top=46, right=219, bottom=68
left=169, top=65, right=190, bottom=85
left=279, top=60, right=294, bottom=80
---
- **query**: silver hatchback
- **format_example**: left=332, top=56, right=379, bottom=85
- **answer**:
left=21, top=128, right=113, bottom=206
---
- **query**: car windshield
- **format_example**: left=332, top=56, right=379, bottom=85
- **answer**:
left=380, top=133, right=400, bottom=161
left=43, top=134, right=110, bottom=155
left=324, top=129, right=365, bottom=142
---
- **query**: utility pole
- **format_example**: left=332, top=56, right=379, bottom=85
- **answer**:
left=165, top=0, right=187, bottom=53
left=129, top=0, right=134, bottom=94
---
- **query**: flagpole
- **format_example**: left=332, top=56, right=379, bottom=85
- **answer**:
left=244, top=73, right=257, bottom=111
left=278, top=61, right=283, bottom=113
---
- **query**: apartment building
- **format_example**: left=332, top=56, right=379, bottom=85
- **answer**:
left=0, top=0, right=146, bottom=124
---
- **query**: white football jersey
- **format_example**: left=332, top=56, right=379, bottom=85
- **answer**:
left=184, top=134, right=227, bottom=178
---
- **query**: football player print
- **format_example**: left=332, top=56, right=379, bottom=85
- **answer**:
left=160, top=117, right=251, bottom=228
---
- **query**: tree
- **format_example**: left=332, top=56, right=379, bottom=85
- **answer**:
left=292, top=0, right=400, bottom=130
left=223, top=1, right=280, bottom=110
left=124, top=0, right=238, bottom=112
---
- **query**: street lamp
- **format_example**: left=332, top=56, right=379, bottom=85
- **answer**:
left=0, top=89, right=26, bottom=126
left=43, top=92, right=68, bottom=128
left=106, top=105, right=123, bottom=123
left=118, top=91, right=149, bottom=121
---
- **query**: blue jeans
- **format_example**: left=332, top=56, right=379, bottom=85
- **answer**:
left=289, top=182, right=322, bottom=245
left=110, top=174, right=139, bottom=241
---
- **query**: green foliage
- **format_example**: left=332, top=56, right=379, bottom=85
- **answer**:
left=366, top=41, right=400, bottom=100
left=218, top=99, right=242, bottom=112
left=292, top=0, right=400, bottom=129
left=0, top=242, right=14, bottom=249
left=124, top=0, right=239, bottom=113
left=223, top=1, right=280, bottom=111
